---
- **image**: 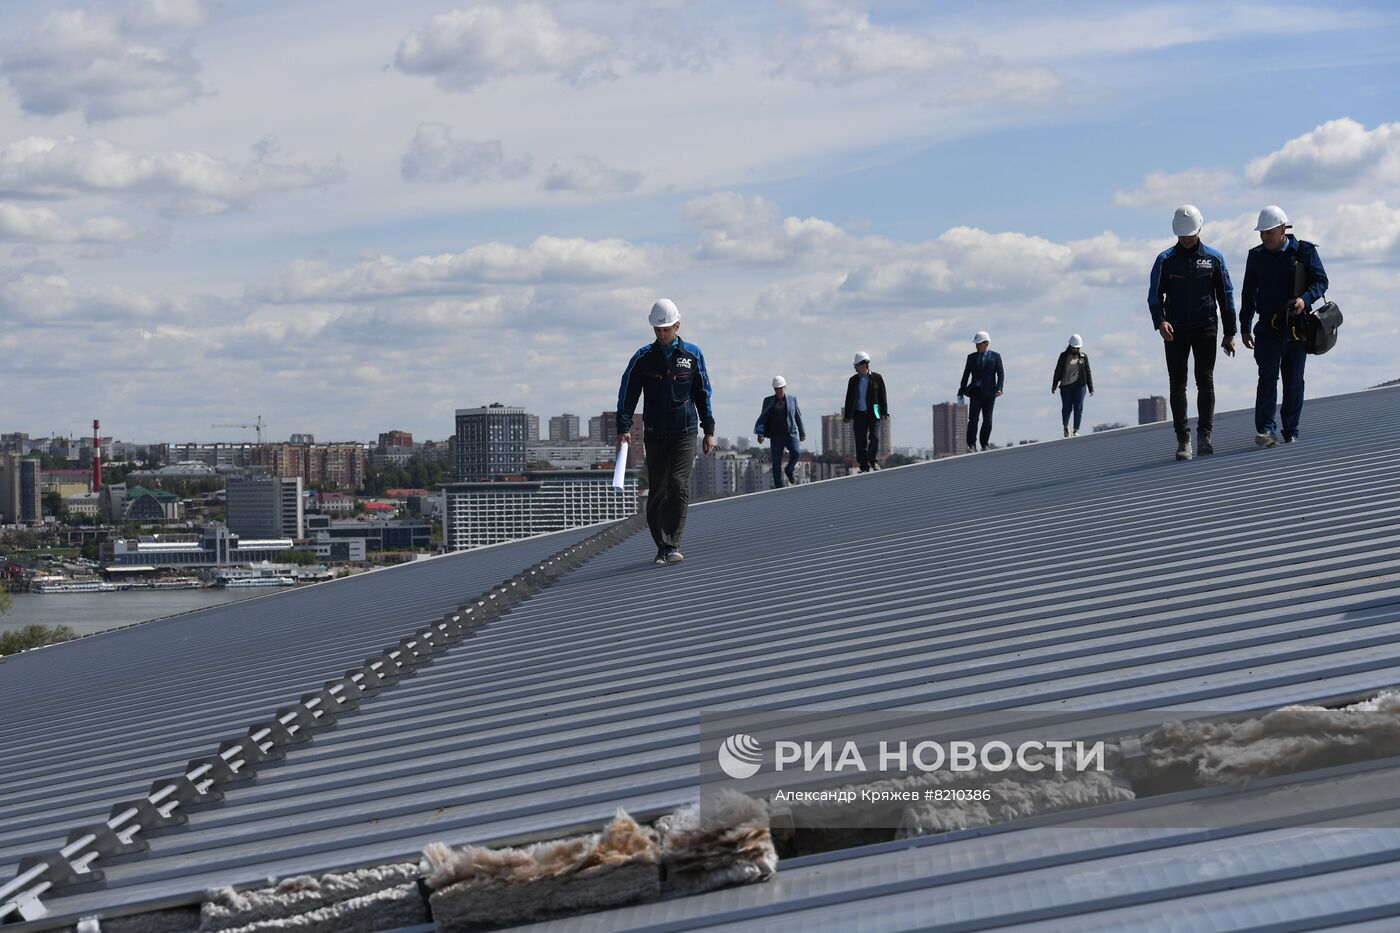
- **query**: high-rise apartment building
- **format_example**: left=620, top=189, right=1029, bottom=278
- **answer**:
left=525, top=414, right=540, bottom=443
left=226, top=474, right=305, bottom=539
left=442, top=470, right=638, bottom=550
left=548, top=413, right=582, bottom=442
left=821, top=412, right=891, bottom=462
left=0, top=454, right=42, bottom=525
left=455, top=404, right=529, bottom=481
left=1138, top=396, right=1168, bottom=425
left=931, top=401, right=969, bottom=457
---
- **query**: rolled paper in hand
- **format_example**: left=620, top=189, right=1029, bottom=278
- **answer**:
left=612, top=440, right=628, bottom=490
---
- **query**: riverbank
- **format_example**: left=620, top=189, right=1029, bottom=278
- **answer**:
left=0, top=588, right=268, bottom=638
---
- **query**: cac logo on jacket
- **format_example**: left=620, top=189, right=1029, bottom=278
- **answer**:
left=675, top=357, right=692, bottom=370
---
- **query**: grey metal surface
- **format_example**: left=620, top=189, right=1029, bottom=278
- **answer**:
left=6, top=388, right=1400, bottom=930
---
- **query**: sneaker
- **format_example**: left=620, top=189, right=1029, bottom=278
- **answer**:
left=1255, top=431, right=1279, bottom=448
left=871, top=463, right=881, bottom=471
left=785, top=471, right=797, bottom=485
left=1283, top=435, right=1297, bottom=444
left=1197, top=432, right=1214, bottom=456
left=663, top=549, right=685, bottom=564
left=980, top=445, right=989, bottom=452
left=1175, top=436, right=1193, bottom=461
left=1063, top=426, right=1070, bottom=438
left=654, top=549, right=667, bottom=565
left=1071, top=430, right=1079, bottom=437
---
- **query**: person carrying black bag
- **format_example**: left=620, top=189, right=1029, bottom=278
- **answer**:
left=1240, top=205, right=1329, bottom=448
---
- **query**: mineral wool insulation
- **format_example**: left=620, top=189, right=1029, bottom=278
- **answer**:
left=1141, top=688, right=1400, bottom=785
left=423, top=789, right=776, bottom=931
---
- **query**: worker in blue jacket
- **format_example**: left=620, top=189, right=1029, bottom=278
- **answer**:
left=1148, top=204, right=1237, bottom=461
left=755, top=376, right=806, bottom=488
left=616, top=299, right=716, bottom=565
left=958, top=331, right=1004, bottom=451
left=1239, top=205, right=1329, bottom=448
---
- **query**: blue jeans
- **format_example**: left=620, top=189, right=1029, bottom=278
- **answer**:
left=1059, top=382, right=1087, bottom=431
left=769, top=435, right=800, bottom=487
left=1253, top=329, right=1307, bottom=438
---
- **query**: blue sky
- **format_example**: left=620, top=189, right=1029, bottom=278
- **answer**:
left=1, top=0, right=1397, bottom=451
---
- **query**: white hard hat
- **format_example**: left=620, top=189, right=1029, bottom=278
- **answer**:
left=772, top=376, right=786, bottom=388
left=853, top=351, right=871, bottom=365
left=1254, top=205, right=1290, bottom=232
left=648, top=298, right=680, bottom=327
left=974, top=331, right=990, bottom=345
left=1172, top=204, right=1204, bottom=237
left=1068, top=334, right=1083, bottom=348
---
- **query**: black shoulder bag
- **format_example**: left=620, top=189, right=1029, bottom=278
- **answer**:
left=1289, top=242, right=1343, bottom=355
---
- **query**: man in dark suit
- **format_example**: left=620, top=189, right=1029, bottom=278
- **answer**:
left=957, top=331, right=1004, bottom=452
left=843, top=351, right=889, bottom=472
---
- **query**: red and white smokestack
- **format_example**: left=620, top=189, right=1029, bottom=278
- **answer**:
left=92, top=418, right=103, bottom=492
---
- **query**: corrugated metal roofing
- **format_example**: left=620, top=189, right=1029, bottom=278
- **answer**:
left=4, top=387, right=1400, bottom=930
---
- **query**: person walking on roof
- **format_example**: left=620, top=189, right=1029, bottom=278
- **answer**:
left=958, top=331, right=1004, bottom=451
left=617, top=299, right=716, bottom=565
left=1148, top=204, right=1237, bottom=461
left=755, top=376, right=806, bottom=489
left=843, top=351, right=889, bottom=472
left=1239, top=205, right=1329, bottom=448
left=1051, top=334, right=1094, bottom=437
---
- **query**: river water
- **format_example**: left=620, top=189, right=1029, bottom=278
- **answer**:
left=1, top=588, right=267, bottom=638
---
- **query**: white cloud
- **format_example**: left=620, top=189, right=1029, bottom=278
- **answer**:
left=253, top=235, right=653, bottom=303
left=683, top=191, right=849, bottom=264
left=0, top=136, right=344, bottom=215
left=0, top=1, right=210, bottom=121
left=0, top=203, right=150, bottom=246
left=400, top=123, right=531, bottom=183
left=773, top=9, right=972, bottom=85
left=540, top=156, right=642, bottom=194
left=393, top=4, right=613, bottom=92
left=0, top=269, right=218, bottom=324
left=1113, top=168, right=1239, bottom=209
left=938, top=65, right=1065, bottom=107
left=1245, top=118, right=1400, bottom=190
left=1309, top=201, right=1400, bottom=260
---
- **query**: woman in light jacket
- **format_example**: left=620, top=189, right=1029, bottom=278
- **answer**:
left=1051, top=334, right=1094, bottom=437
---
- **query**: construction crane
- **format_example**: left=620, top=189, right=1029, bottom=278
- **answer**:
left=211, top=415, right=267, bottom=445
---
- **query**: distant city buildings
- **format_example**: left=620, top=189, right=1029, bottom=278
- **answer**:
left=289, top=433, right=316, bottom=445
left=455, top=403, right=529, bottom=481
left=931, top=401, right=969, bottom=458
left=371, top=429, right=415, bottom=468
left=250, top=442, right=366, bottom=491
left=1093, top=422, right=1128, bottom=433
left=442, top=470, right=638, bottom=551
left=226, top=474, right=305, bottom=540
left=820, top=412, right=891, bottom=462
left=122, top=485, right=183, bottom=523
left=104, top=526, right=294, bottom=567
left=525, top=414, right=540, bottom=444
left=306, top=513, right=430, bottom=557
left=527, top=443, right=616, bottom=470
left=0, top=454, right=41, bottom=525
left=548, top=413, right=582, bottom=442
left=1138, top=396, right=1168, bottom=425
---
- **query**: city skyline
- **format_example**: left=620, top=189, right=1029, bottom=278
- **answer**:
left=0, top=2, right=1396, bottom=449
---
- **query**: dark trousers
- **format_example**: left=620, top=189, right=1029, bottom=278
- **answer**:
left=851, top=412, right=880, bottom=468
left=1163, top=328, right=1217, bottom=439
left=1060, top=382, right=1087, bottom=431
left=967, top=394, right=996, bottom=450
left=769, top=434, right=800, bottom=487
left=643, top=432, right=696, bottom=551
left=1253, top=330, right=1307, bottom=439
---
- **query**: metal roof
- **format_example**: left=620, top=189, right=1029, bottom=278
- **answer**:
left=4, top=386, right=1400, bottom=930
